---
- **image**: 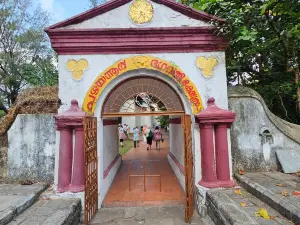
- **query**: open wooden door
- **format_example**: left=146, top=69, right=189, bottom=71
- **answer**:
left=83, top=116, right=98, bottom=225
left=182, top=115, right=194, bottom=223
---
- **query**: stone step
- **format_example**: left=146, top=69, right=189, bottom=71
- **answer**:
left=207, top=187, right=292, bottom=225
left=8, top=199, right=81, bottom=225
left=88, top=205, right=213, bottom=225
left=0, top=183, right=47, bottom=225
left=235, top=172, right=300, bottom=224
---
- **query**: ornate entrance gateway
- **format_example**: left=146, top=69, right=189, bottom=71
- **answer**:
left=47, top=0, right=232, bottom=224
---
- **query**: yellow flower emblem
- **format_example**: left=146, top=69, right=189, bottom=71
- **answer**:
left=196, top=56, right=218, bottom=78
left=66, top=59, right=89, bottom=81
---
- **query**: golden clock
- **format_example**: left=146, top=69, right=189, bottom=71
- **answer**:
left=129, top=0, right=154, bottom=24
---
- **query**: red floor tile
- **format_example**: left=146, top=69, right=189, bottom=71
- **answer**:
left=103, top=132, right=185, bottom=207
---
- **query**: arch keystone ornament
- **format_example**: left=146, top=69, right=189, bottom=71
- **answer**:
left=83, top=55, right=203, bottom=115
left=66, top=59, right=89, bottom=81
left=196, top=56, right=218, bottom=78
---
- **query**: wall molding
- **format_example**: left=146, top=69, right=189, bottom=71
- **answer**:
left=168, top=152, right=184, bottom=175
left=46, top=27, right=227, bottom=55
left=103, top=119, right=119, bottom=126
left=169, top=117, right=181, bottom=124
left=103, top=154, right=121, bottom=179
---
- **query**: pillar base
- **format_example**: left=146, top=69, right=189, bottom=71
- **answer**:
left=57, top=185, right=70, bottom=193
left=198, top=180, right=219, bottom=188
left=218, top=180, right=235, bottom=188
left=69, top=184, right=85, bottom=193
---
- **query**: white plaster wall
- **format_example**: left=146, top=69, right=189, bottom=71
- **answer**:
left=169, top=123, right=184, bottom=166
left=103, top=125, right=119, bottom=170
left=64, top=1, right=210, bottom=30
left=98, top=121, right=121, bottom=206
left=8, top=114, right=56, bottom=182
left=168, top=155, right=185, bottom=191
left=229, top=97, right=300, bottom=172
left=140, top=116, right=152, bottom=128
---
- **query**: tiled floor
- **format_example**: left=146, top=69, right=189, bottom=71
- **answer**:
left=103, top=132, right=185, bottom=207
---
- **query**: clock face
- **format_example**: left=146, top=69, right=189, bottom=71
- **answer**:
left=129, top=0, right=154, bottom=24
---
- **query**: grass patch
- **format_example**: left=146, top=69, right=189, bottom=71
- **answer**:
left=119, top=139, right=134, bottom=155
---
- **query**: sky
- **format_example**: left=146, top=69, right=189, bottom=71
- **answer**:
left=37, top=0, right=105, bottom=24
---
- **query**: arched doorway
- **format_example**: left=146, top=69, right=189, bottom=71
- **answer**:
left=83, top=56, right=203, bottom=224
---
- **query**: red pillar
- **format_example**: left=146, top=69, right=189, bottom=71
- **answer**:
left=198, top=123, right=218, bottom=188
left=70, top=127, right=85, bottom=192
left=215, top=124, right=234, bottom=187
left=196, top=97, right=235, bottom=188
left=55, top=99, right=87, bottom=193
left=57, top=128, right=73, bottom=193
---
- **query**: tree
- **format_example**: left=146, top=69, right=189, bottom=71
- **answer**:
left=0, top=0, right=57, bottom=114
left=89, top=0, right=99, bottom=8
left=184, top=0, right=300, bottom=123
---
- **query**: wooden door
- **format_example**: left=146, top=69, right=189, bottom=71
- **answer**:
left=182, top=115, right=194, bottom=223
left=83, top=116, right=98, bottom=225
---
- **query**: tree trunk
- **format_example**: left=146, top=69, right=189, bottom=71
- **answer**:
left=295, top=68, right=300, bottom=113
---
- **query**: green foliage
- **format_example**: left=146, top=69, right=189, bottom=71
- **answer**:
left=156, top=116, right=169, bottom=128
left=119, top=140, right=134, bottom=155
left=0, top=0, right=57, bottom=113
left=184, top=0, right=300, bottom=123
left=0, top=110, right=5, bottom=118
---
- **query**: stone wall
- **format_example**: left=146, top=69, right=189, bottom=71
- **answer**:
left=8, top=114, right=56, bottom=182
left=228, top=86, right=300, bottom=172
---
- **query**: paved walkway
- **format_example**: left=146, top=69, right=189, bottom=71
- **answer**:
left=103, top=132, right=185, bottom=207
left=90, top=206, right=214, bottom=225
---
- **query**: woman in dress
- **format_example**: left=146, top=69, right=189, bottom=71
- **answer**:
left=153, top=126, right=163, bottom=151
left=118, top=125, right=126, bottom=147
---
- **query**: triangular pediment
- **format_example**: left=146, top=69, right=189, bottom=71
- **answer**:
left=46, top=0, right=225, bottom=30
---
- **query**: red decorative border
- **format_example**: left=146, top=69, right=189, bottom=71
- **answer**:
left=168, top=152, right=185, bottom=175
left=46, top=0, right=225, bottom=30
left=46, top=27, right=227, bottom=54
left=169, top=117, right=181, bottom=124
left=103, top=119, right=119, bottom=126
left=103, top=154, right=121, bottom=179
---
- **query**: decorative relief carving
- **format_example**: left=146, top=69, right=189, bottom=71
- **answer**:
left=196, top=56, right=218, bottom=78
left=129, top=0, right=154, bottom=24
left=66, top=59, right=89, bottom=81
left=83, top=55, right=203, bottom=115
left=133, top=56, right=150, bottom=68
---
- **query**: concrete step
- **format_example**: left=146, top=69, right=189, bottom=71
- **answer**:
left=88, top=205, right=213, bottom=225
left=207, top=187, right=292, bottom=225
left=8, top=198, right=81, bottom=225
left=235, top=172, right=300, bottom=224
left=0, top=183, right=47, bottom=225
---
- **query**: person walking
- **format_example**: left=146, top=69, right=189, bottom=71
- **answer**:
left=142, top=125, right=147, bottom=143
left=118, top=124, right=126, bottom=147
left=145, top=126, right=153, bottom=151
left=133, top=126, right=140, bottom=148
left=153, top=126, right=163, bottom=151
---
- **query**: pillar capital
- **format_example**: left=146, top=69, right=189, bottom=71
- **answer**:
left=196, top=97, right=235, bottom=124
left=55, top=99, right=88, bottom=128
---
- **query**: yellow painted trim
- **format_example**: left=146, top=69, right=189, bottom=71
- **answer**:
left=82, top=55, right=204, bottom=114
